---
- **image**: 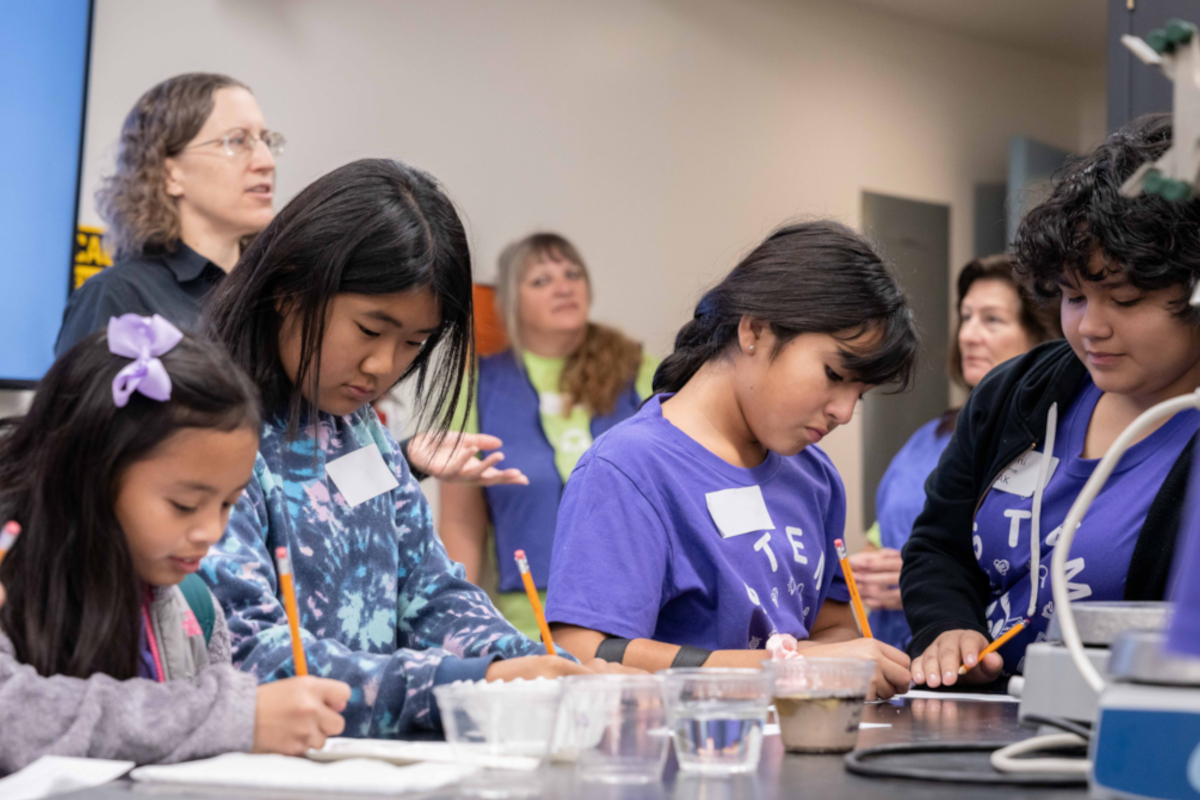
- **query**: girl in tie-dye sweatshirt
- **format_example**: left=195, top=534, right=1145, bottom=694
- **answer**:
left=202, top=160, right=610, bottom=739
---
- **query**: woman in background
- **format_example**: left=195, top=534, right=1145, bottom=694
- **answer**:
left=56, top=73, right=282, bottom=355
left=438, top=233, right=657, bottom=637
left=850, top=255, right=1059, bottom=650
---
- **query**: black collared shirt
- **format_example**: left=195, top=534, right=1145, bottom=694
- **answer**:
left=54, top=243, right=225, bottom=357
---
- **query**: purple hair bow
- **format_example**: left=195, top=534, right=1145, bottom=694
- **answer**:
left=108, top=314, right=184, bottom=407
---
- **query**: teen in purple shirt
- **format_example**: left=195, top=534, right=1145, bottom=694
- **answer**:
left=903, top=115, right=1200, bottom=688
left=547, top=221, right=919, bottom=700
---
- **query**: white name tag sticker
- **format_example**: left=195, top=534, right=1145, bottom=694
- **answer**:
left=325, top=444, right=400, bottom=507
left=705, top=485, right=775, bottom=538
left=992, top=450, right=1059, bottom=498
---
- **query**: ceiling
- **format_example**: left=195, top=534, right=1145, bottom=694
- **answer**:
left=839, top=0, right=1108, bottom=67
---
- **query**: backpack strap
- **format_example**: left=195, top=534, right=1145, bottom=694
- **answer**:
left=178, top=574, right=216, bottom=647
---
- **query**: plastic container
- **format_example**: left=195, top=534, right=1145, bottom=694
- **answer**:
left=555, top=674, right=670, bottom=784
left=767, top=658, right=874, bottom=753
left=434, top=678, right=563, bottom=798
left=660, top=668, right=772, bottom=776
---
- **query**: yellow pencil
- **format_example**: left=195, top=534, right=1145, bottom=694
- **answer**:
left=514, top=550, right=555, bottom=655
left=275, top=546, right=308, bottom=677
left=834, top=539, right=873, bottom=639
left=959, top=619, right=1027, bottom=675
left=0, top=521, right=20, bottom=566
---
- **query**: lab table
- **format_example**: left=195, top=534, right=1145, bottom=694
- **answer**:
left=58, top=694, right=1086, bottom=800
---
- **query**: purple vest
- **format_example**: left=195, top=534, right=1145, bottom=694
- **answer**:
left=477, top=350, right=642, bottom=592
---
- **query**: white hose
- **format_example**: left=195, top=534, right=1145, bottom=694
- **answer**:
left=1050, top=390, right=1200, bottom=694
left=1028, top=403, right=1058, bottom=618
left=989, top=733, right=1090, bottom=774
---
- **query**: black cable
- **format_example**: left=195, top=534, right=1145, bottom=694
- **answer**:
left=843, top=741, right=1088, bottom=786
left=1021, top=713, right=1093, bottom=741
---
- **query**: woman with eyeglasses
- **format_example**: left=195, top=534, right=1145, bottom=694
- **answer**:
left=55, top=73, right=285, bottom=355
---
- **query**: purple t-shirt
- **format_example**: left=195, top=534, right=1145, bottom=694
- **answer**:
left=974, top=375, right=1197, bottom=673
left=545, top=395, right=851, bottom=651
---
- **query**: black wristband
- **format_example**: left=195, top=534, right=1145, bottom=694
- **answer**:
left=595, top=637, right=632, bottom=664
left=398, top=437, right=431, bottom=482
left=671, top=645, right=713, bottom=668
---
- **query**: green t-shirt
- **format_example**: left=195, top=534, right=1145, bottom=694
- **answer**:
left=455, top=350, right=659, bottom=482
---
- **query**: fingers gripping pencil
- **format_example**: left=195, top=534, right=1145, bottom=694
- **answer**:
left=959, top=619, right=1027, bottom=675
left=275, top=546, right=308, bottom=677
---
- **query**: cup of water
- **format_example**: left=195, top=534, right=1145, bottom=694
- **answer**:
left=767, top=658, right=874, bottom=753
left=660, top=668, right=772, bottom=776
left=556, top=674, right=670, bottom=784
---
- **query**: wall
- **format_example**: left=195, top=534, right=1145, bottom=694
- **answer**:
left=71, top=0, right=1104, bottom=542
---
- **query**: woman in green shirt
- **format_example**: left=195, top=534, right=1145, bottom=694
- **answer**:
left=439, top=233, right=657, bottom=637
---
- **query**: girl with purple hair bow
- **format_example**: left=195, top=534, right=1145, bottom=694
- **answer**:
left=0, top=315, right=350, bottom=774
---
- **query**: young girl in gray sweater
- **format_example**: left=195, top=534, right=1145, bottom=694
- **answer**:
left=0, top=315, right=350, bottom=774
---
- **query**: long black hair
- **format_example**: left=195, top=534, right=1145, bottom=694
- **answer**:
left=0, top=332, right=260, bottom=680
left=203, top=158, right=474, bottom=435
left=654, top=221, right=918, bottom=394
left=1014, top=113, right=1200, bottom=323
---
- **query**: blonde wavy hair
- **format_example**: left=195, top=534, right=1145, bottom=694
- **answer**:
left=96, top=73, right=248, bottom=260
left=496, top=233, right=643, bottom=416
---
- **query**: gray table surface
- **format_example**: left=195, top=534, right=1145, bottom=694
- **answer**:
left=56, top=695, right=1086, bottom=800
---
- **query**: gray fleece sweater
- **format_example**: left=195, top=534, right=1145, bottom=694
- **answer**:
left=0, top=586, right=257, bottom=775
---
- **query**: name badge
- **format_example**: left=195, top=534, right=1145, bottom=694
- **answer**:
left=325, top=443, right=400, bottom=507
left=705, top=485, right=775, bottom=538
left=992, top=450, right=1059, bottom=498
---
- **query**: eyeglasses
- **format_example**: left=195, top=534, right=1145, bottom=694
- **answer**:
left=185, top=128, right=286, bottom=158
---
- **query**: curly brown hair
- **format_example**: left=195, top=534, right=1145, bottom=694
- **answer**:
left=96, top=73, right=248, bottom=260
left=496, top=233, right=643, bottom=416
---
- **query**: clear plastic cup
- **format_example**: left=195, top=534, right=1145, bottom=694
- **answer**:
left=434, top=678, right=563, bottom=798
left=555, top=674, right=670, bottom=784
left=660, top=668, right=772, bottom=776
left=767, top=658, right=875, bottom=753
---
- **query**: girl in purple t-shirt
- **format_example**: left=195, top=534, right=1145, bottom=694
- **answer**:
left=546, top=221, right=918, bottom=700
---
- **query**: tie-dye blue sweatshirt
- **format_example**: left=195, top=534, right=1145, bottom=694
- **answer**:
left=202, top=405, right=549, bottom=737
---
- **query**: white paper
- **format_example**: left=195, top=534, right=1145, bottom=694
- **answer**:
left=762, top=722, right=889, bottom=737
left=0, top=756, right=133, bottom=800
left=705, top=485, right=775, bottom=538
left=309, top=738, right=539, bottom=771
left=131, top=753, right=477, bottom=795
left=325, top=444, right=400, bottom=507
left=901, top=689, right=1019, bottom=703
left=991, top=450, right=1059, bottom=498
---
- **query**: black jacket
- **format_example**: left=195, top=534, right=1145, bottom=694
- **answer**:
left=900, top=339, right=1195, bottom=656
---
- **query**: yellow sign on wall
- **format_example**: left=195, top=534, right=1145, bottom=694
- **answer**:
left=73, top=225, right=111, bottom=289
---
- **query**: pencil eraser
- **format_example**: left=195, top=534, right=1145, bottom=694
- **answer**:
left=514, top=549, right=527, bottom=560
left=275, top=546, right=287, bottom=559
left=833, top=539, right=844, bottom=548
left=3, top=521, right=20, bottom=535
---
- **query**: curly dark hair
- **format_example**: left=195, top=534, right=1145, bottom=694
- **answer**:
left=1013, top=113, right=1200, bottom=322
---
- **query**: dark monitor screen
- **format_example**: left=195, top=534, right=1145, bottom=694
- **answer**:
left=0, top=0, right=92, bottom=385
